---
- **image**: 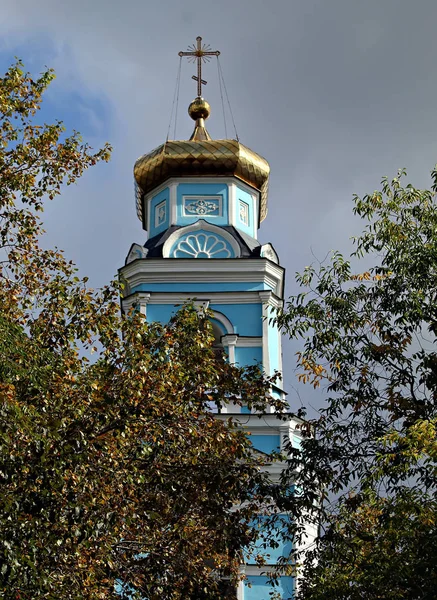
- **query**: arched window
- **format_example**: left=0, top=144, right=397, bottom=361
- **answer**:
left=210, top=318, right=226, bottom=359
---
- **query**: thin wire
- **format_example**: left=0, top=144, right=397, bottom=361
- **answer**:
left=217, top=57, right=239, bottom=141
left=173, top=57, right=182, bottom=140
left=166, top=57, right=182, bottom=142
left=216, top=56, right=228, bottom=138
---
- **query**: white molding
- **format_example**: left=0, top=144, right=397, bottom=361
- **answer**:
left=144, top=176, right=259, bottom=199
left=277, top=327, right=284, bottom=384
left=222, top=333, right=238, bottom=363
left=120, top=258, right=284, bottom=298
left=170, top=182, right=177, bottom=225
left=162, top=220, right=241, bottom=259
left=228, top=182, right=237, bottom=228
left=142, top=292, right=266, bottom=305
left=121, top=291, right=151, bottom=316
left=222, top=333, right=238, bottom=345
left=259, top=291, right=271, bottom=376
left=192, top=299, right=210, bottom=311
left=236, top=336, right=262, bottom=347
left=215, top=413, right=301, bottom=429
left=211, top=311, right=234, bottom=335
left=154, top=200, right=166, bottom=228
left=260, top=243, right=279, bottom=265
left=251, top=192, right=258, bottom=238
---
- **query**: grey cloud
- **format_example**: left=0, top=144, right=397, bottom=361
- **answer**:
left=2, top=0, right=437, bottom=411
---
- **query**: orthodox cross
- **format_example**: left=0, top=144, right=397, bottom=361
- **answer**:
left=178, top=36, right=220, bottom=98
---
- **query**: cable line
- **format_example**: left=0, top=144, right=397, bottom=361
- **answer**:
left=217, top=57, right=239, bottom=141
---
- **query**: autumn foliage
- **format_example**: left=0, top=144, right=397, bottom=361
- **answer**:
left=277, top=170, right=437, bottom=599
left=0, top=62, right=287, bottom=599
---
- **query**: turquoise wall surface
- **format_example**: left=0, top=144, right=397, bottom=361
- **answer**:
left=147, top=304, right=262, bottom=338
left=234, top=346, right=262, bottom=367
left=249, top=434, right=280, bottom=454
left=177, top=182, right=229, bottom=226
left=245, top=515, right=292, bottom=565
left=244, top=576, right=294, bottom=600
left=211, top=303, right=262, bottom=336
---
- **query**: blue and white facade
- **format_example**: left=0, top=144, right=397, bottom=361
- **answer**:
left=120, top=97, right=314, bottom=598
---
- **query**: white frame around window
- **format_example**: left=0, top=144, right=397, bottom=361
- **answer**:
left=239, top=199, right=250, bottom=226
left=154, top=200, right=167, bottom=228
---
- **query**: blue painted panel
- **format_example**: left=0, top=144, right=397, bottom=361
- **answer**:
left=211, top=304, right=262, bottom=336
left=241, top=405, right=252, bottom=414
left=245, top=515, right=292, bottom=565
left=244, top=576, right=294, bottom=600
left=147, top=304, right=178, bottom=324
left=176, top=183, right=229, bottom=226
left=292, top=434, right=302, bottom=450
left=131, top=282, right=272, bottom=293
left=235, top=346, right=262, bottom=367
left=149, top=187, right=169, bottom=237
left=235, top=184, right=257, bottom=237
left=249, top=434, right=280, bottom=454
left=170, top=230, right=235, bottom=259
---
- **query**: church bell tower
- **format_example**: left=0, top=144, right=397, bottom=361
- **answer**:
left=119, top=37, right=307, bottom=599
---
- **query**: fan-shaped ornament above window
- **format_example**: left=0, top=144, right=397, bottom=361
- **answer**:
left=171, top=232, right=234, bottom=258
left=163, top=219, right=241, bottom=259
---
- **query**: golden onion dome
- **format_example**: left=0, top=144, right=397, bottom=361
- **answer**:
left=134, top=96, right=270, bottom=225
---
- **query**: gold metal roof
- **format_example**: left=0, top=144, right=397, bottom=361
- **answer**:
left=134, top=134, right=270, bottom=225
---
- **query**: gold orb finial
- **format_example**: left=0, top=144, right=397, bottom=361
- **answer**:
left=188, top=97, right=210, bottom=121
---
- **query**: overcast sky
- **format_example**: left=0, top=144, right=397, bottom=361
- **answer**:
left=1, top=0, right=437, bottom=410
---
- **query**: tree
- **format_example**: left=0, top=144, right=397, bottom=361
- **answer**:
left=276, top=169, right=437, bottom=599
left=0, top=62, right=287, bottom=599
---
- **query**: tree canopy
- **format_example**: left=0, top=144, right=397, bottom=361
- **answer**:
left=0, top=61, right=288, bottom=599
left=277, top=169, right=437, bottom=599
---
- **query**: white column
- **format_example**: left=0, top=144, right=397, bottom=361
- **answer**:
left=258, top=290, right=271, bottom=377
left=170, top=181, right=177, bottom=225
left=122, top=292, right=151, bottom=317
left=220, top=333, right=238, bottom=414
left=228, top=182, right=236, bottom=227
left=222, top=333, right=238, bottom=364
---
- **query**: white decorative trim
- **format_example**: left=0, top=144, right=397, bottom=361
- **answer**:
left=260, top=243, right=279, bottom=265
left=236, top=336, right=263, bottom=347
left=222, top=333, right=238, bottom=364
left=259, top=291, right=271, bottom=376
left=154, top=200, right=166, bottom=228
left=139, top=292, right=271, bottom=305
left=173, top=232, right=232, bottom=258
left=122, top=292, right=151, bottom=316
left=239, top=199, right=249, bottom=226
left=228, top=182, right=237, bottom=228
left=170, top=182, right=177, bottom=225
left=277, top=327, right=283, bottom=384
left=125, top=243, right=148, bottom=265
left=162, top=221, right=241, bottom=259
left=182, top=195, right=222, bottom=217
left=210, top=310, right=234, bottom=335
left=192, top=299, right=210, bottom=313
left=120, top=258, right=284, bottom=298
